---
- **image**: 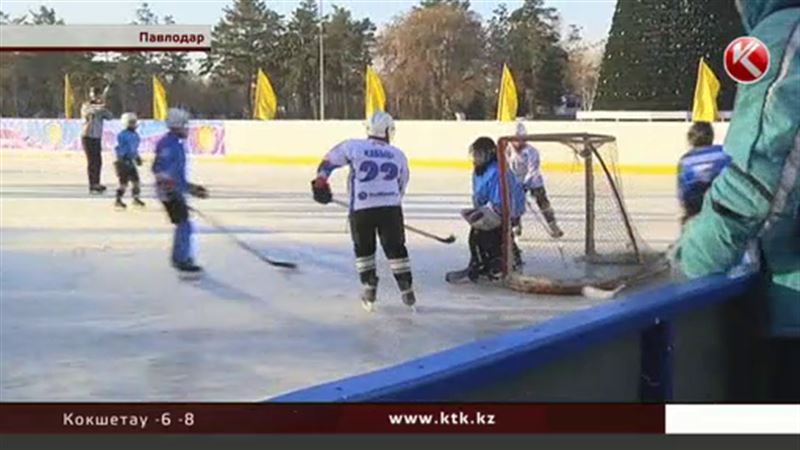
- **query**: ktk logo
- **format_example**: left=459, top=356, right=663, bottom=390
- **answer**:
left=724, top=36, right=770, bottom=84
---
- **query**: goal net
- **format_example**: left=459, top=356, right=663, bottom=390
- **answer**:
left=497, top=133, right=666, bottom=295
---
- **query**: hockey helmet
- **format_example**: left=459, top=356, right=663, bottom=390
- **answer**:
left=367, top=111, right=395, bottom=142
left=121, top=112, right=138, bottom=128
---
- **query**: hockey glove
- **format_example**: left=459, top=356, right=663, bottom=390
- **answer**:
left=188, top=183, right=209, bottom=199
left=134, top=156, right=143, bottom=166
left=311, top=176, right=332, bottom=204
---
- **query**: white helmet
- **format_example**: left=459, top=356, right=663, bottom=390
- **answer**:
left=165, top=108, right=190, bottom=130
left=515, top=121, right=527, bottom=137
left=367, top=111, right=395, bottom=142
left=121, top=112, right=138, bottom=127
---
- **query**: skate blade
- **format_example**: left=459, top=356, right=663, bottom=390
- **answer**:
left=361, top=300, right=375, bottom=313
left=178, top=271, right=204, bottom=281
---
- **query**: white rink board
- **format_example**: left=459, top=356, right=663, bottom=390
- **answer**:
left=223, top=120, right=730, bottom=168
left=0, top=151, right=680, bottom=401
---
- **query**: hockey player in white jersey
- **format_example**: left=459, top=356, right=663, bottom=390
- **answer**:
left=311, top=112, right=415, bottom=312
left=506, top=123, right=563, bottom=238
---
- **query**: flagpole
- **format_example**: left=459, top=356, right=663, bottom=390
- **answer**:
left=318, top=0, right=325, bottom=121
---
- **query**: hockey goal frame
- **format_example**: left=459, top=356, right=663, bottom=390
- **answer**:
left=497, top=132, right=659, bottom=295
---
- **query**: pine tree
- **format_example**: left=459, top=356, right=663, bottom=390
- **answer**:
left=283, top=0, right=322, bottom=118
left=323, top=6, right=375, bottom=119
left=202, top=0, right=284, bottom=117
left=487, top=0, right=567, bottom=116
left=595, top=0, right=742, bottom=111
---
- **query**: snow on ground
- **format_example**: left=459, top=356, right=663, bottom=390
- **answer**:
left=0, top=150, right=681, bottom=401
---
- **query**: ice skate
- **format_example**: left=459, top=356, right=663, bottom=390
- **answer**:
left=360, top=284, right=377, bottom=312
left=174, top=259, right=203, bottom=280
left=401, top=289, right=416, bottom=308
left=445, top=267, right=472, bottom=283
left=89, top=184, right=106, bottom=195
left=485, top=257, right=504, bottom=280
left=547, top=221, right=564, bottom=239
left=132, top=197, right=146, bottom=208
left=114, top=198, right=127, bottom=210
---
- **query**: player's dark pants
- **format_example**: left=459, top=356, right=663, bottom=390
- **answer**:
left=469, top=219, right=522, bottom=275
left=679, top=184, right=710, bottom=225
left=349, top=205, right=412, bottom=291
left=529, top=186, right=556, bottom=224
left=115, top=159, right=141, bottom=199
left=469, top=227, right=503, bottom=271
left=162, top=195, right=192, bottom=265
left=82, top=136, right=103, bottom=188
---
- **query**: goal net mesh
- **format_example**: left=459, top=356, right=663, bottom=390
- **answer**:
left=497, top=133, right=664, bottom=295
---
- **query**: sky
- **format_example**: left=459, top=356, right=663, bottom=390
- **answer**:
left=1, top=0, right=617, bottom=42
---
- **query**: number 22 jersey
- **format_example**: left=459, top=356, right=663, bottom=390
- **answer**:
left=318, top=138, right=410, bottom=212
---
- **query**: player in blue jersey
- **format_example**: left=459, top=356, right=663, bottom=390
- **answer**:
left=152, top=108, right=209, bottom=277
left=311, top=112, right=415, bottom=311
left=677, top=122, right=731, bottom=225
left=454, top=137, right=526, bottom=282
left=113, top=113, right=145, bottom=209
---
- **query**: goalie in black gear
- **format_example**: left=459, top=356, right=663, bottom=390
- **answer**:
left=462, top=137, right=526, bottom=281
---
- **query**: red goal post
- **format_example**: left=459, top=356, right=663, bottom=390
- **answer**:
left=496, top=132, right=666, bottom=295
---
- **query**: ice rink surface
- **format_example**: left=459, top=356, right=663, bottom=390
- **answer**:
left=0, top=151, right=681, bottom=401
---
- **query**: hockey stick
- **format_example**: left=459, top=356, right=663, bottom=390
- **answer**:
left=581, top=259, right=670, bottom=299
left=189, top=207, right=297, bottom=269
left=330, top=199, right=456, bottom=244
left=524, top=198, right=568, bottom=267
left=525, top=198, right=561, bottom=240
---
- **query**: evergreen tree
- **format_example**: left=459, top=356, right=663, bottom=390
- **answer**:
left=595, top=0, right=742, bottom=110
left=323, top=6, right=375, bottom=118
left=202, top=0, right=284, bottom=117
left=487, top=0, right=567, bottom=116
left=158, top=15, right=189, bottom=84
left=283, top=0, right=322, bottom=118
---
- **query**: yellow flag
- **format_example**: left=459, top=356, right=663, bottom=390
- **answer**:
left=253, top=69, right=278, bottom=120
left=365, top=65, right=386, bottom=120
left=64, top=74, right=75, bottom=119
left=152, top=75, right=168, bottom=120
left=691, top=57, right=720, bottom=122
left=496, top=64, right=518, bottom=122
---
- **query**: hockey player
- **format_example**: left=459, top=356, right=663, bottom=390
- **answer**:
left=80, top=86, right=113, bottom=194
left=152, top=108, right=209, bottom=276
left=506, top=123, right=563, bottom=238
left=310, top=112, right=415, bottom=311
left=677, top=122, right=731, bottom=225
left=456, top=137, right=526, bottom=281
left=113, top=112, right=145, bottom=210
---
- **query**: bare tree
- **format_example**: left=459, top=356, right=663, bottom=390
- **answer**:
left=564, top=25, right=605, bottom=111
left=378, top=3, right=486, bottom=119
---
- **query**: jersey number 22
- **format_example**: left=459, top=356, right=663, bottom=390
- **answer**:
left=358, top=160, right=398, bottom=182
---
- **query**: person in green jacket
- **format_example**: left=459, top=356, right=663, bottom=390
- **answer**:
left=677, top=0, right=799, bottom=400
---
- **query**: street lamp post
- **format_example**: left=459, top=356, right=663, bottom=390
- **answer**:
left=318, top=0, right=325, bottom=121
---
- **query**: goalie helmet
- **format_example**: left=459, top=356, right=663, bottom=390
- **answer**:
left=367, top=111, right=395, bottom=142
left=469, top=136, right=497, bottom=169
left=120, top=112, right=138, bottom=128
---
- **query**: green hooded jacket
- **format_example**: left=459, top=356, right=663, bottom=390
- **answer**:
left=678, top=0, right=800, bottom=337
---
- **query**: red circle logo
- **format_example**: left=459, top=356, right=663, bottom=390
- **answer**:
left=724, top=36, right=770, bottom=84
